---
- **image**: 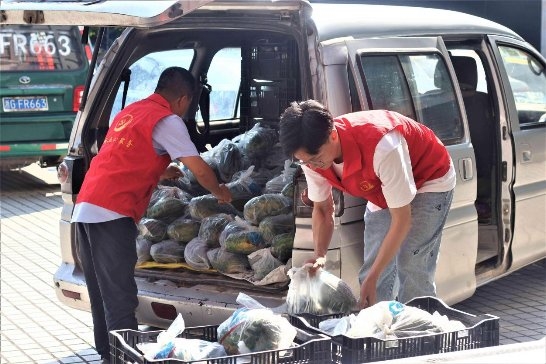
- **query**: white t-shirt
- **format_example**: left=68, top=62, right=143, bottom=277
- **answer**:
left=303, top=130, right=456, bottom=212
left=72, top=114, right=199, bottom=223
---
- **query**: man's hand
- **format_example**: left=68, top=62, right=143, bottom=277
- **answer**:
left=160, top=164, right=183, bottom=181
left=359, top=274, right=378, bottom=309
left=303, top=255, right=326, bottom=276
left=212, top=184, right=232, bottom=203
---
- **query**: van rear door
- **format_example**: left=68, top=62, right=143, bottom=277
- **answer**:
left=344, top=36, right=479, bottom=304
left=0, top=0, right=213, bottom=27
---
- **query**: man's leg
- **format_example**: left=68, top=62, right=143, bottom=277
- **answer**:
left=80, top=218, right=139, bottom=358
left=75, top=223, right=109, bottom=358
left=397, top=190, right=453, bottom=303
left=358, top=207, right=398, bottom=302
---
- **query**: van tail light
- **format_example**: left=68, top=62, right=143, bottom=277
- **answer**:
left=151, top=302, right=178, bottom=320
left=61, top=289, right=81, bottom=300
left=73, top=85, right=84, bottom=112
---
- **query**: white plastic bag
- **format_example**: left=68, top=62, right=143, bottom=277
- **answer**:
left=137, top=313, right=186, bottom=360
left=217, top=293, right=297, bottom=355
left=286, top=264, right=357, bottom=315
left=170, top=338, right=227, bottom=360
left=248, top=248, right=283, bottom=280
left=345, top=301, right=466, bottom=340
left=345, top=301, right=399, bottom=339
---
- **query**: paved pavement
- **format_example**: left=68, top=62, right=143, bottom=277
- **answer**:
left=1, top=165, right=545, bottom=364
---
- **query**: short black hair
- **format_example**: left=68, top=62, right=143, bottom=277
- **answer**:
left=155, top=67, right=195, bottom=100
left=279, top=99, right=333, bottom=157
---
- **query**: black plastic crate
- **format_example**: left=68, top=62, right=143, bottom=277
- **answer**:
left=289, top=296, right=499, bottom=364
left=109, top=324, right=333, bottom=364
left=250, top=42, right=295, bottom=79
left=250, top=80, right=295, bottom=120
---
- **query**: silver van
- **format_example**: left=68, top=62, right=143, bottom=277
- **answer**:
left=3, top=0, right=545, bottom=328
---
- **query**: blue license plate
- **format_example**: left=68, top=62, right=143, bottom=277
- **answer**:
left=2, top=96, right=49, bottom=112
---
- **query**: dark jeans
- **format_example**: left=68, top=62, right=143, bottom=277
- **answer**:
left=76, top=218, right=139, bottom=358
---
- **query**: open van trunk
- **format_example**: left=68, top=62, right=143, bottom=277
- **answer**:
left=20, top=0, right=321, bottom=328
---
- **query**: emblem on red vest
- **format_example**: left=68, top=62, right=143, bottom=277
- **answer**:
left=359, top=180, right=374, bottom=192
left=114, top=114, right=134, bottom=132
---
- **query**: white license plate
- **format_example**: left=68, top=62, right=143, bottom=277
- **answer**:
left=2, top=96, right=49, bottom=112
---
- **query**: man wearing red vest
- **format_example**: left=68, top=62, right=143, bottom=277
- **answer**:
left=72, top=67, right=231, bottom=362
left=279, top=99, right=455, bottom=309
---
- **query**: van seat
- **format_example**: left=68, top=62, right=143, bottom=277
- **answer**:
left=451, top=55, right=494, bottom=179
left=451, top=55, right=495, bottom=221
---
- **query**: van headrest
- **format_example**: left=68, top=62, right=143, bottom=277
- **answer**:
left=450, top=56, right=478, bottom=91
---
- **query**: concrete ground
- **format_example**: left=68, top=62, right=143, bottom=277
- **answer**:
left=1, top=164, right=544, bottom=363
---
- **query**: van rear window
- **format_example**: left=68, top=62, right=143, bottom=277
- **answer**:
left=0, top=25, right=85, bottom=71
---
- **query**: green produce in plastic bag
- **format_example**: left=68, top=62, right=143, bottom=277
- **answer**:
left=286, top=265, right=357, bottom=315
left=217, top=293, right=296, bottom=355
left=206, top=247, right=250, bottom=274
left=150, top=239, right=186, bottom=263
left=264, top=159, right=298, bottom=194
left=243, top=193, right=292, bottom=225
left=223, top=231, right=266, bottom=255
left=188, top=194, right=241, bottom=220
left=270, top=233, right=294, bottom=263
left=148, top=185, right=192, bottom=208
left=201, top=139, right=242, bottom=183
left=147, top=197, right=188, bottom=223
left=138, top=218, right=168, bottom=243
left=237, top=123, right=278, bottom=159
left=220, top=217, right=266, bottom=255
left=167, top=218, right=200, bottom=243
left=226, top=166, right=262, bottom=202
left=183, top=237, right=211, bottom=270
left=258, top=213, right=294, bottom=244
left=198, top=213, right=233, bottom=248
left=136, top=235, right=154, bottom=263
left=281, top=181, right=294, bottom=198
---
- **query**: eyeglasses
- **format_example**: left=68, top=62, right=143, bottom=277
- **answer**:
left=293, top=144, right=328, bottom=169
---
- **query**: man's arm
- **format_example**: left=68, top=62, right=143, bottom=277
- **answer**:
left=359, top=204, right=412, bottom=307
left=177, top=155, right=231, bottom=202
left=312, top=193, right=335, bottom=259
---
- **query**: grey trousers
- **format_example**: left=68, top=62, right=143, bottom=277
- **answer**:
left=75, top=218, right=139, bottom=358
left=358, top=190, right=454, bottom=303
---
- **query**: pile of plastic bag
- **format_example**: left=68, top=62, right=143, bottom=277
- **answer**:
left=134, top=122, right=300, bottom=286
left=317, top=300, right=466, bottom=340
left=137, top=293, right=298, bottom=361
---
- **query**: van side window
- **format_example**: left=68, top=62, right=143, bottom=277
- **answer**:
left=359, top=53, right=464, bottom=144
left=347, top=63, right=362, bottom=112
left=498, top=46, right=546, bottom=129
left=110, top=49, right=194, bottom=124
left=199, top=47, right=241, bottom=121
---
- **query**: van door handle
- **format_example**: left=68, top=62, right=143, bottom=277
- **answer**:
left=522, top=150, right=532, bottom=162
left=458, top=158, right=473, bottom=181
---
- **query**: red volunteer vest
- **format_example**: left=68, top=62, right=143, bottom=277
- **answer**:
left=77, top=93, right=173, bottom=222
left=313, top=110, right=451, bottom=209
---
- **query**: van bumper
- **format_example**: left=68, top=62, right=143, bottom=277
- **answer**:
left=54, top=262, right=288, bottom=328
